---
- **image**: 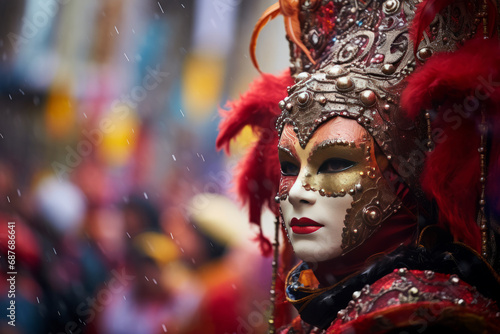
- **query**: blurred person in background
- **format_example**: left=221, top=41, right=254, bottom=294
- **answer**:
left=164, top=194, right=272, bottom=334
left=31, top=176, right=109, bottom=333
left=94, top=231, right=201, bottom=334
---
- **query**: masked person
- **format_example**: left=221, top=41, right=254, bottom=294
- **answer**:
left=217, top=0, right=500, bottom=332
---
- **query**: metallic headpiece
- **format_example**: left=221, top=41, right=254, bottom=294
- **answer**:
left=277, top=0, right=482, bottom=191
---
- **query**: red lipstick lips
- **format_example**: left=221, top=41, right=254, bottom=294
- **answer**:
left=290, top=218, right=323, bottom=234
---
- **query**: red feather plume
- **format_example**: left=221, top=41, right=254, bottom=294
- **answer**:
left=401, top=37, right=500, bottom=252
left=216, top=70, right=294, bottom=256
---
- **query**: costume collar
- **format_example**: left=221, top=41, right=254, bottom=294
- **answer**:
left=285, top=227, right=500, bottom=329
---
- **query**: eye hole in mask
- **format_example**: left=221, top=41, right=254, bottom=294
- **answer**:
left=318, top=158, right=357, bottom=174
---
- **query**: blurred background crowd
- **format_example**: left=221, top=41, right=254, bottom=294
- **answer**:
left=0, top=1, right=292, bottom=333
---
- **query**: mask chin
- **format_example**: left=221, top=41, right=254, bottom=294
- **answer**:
left=280, top=193, right=353, bottom=263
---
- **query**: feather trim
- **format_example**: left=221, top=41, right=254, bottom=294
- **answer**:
left=216, top=70, right=294, bottom=255
left=401, top=37, right=500, bottom=252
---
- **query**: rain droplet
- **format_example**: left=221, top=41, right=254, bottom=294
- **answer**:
left=145, top=276, right=149, bottom=281
left=6, top=196, right=10, bottom=203
left=126, top=232, right=131, bottom=239
left=158, top=2, right=164, bottom=13
left=8, top=94, right=12, bottom=100
left=19, top=89, right=25, bottom=95
left=169, top=233, right=174, bottom=239
left=124, top=53, right=130, bottom=62
left=181, top=3, right=185, bottom=8
left=83, top=113, right=87, bottom=119
left=172, top=155, right=176, bottom=161
left=36, top=297, right=40, bottom=303
left=53, top=248, right=57, bottom=255
left=123, top=295, right=126, bottom=300
left=17, top=189, right=21, bottom=196
left=152, top=278, right=158, bottom=285
left=143, top=192, right=148, bottom=199
left=200, top=154, right=205, bottom=162
left=179, top=109, right=185, bottom=117
left=162, top=324, right=167, bottom=332
left=114, top=26, right=119, bottom=34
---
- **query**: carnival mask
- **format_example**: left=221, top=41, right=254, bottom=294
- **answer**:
left=279, top=116, right=401, bottom=260
left=272, top=0, right=481, bottom=259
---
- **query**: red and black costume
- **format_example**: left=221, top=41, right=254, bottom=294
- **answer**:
left=217, top=0, right=500, bottom=332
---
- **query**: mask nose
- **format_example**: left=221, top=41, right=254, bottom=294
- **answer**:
left=288, top=174, right=317, bottom=206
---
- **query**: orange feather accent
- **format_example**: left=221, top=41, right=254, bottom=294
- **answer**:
left=250, top=2, right=281, bottom=72
left=283, top=15, right=316, bottom=65
left=279, top=0, right=296, bottom=15
left=250, top=0, right=316, bottom=72
left=280, top=0, right=316, bottom=65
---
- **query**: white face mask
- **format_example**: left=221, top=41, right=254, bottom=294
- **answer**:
left=278, top=117, right=386, bottom=262
left=281, top=183, right=353, bottom=262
